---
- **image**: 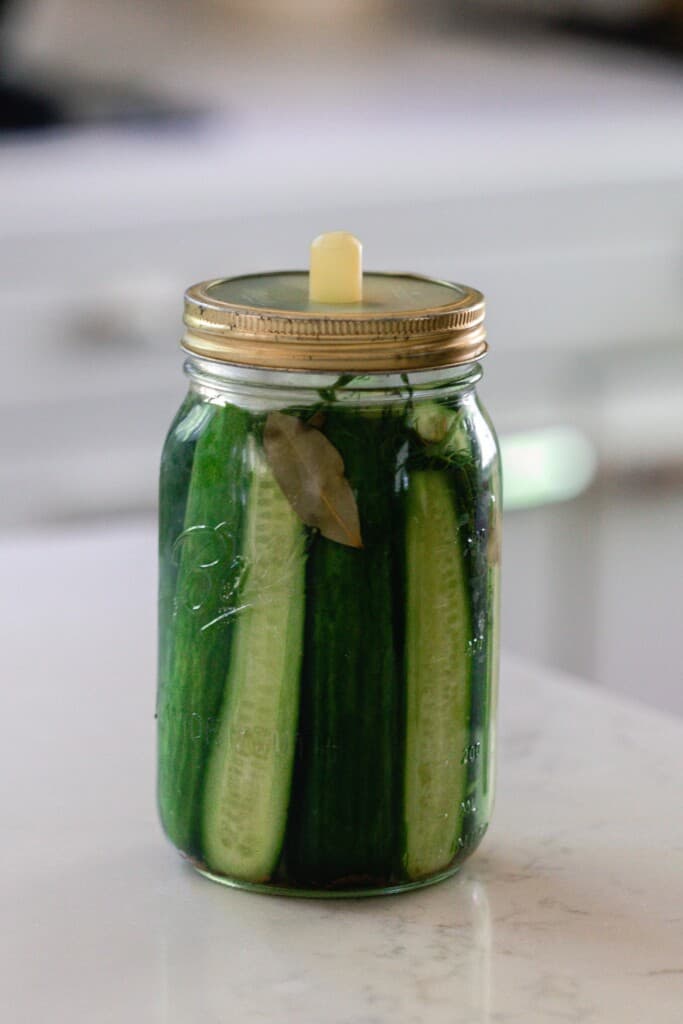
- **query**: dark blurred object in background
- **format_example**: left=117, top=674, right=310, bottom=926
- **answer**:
left=0, top=0, right=60, bottom=129
left=563, top=4, right=683, bottom=59
left=404, top=0, right=683, bottom=55
left=0, top=71, right=203, bottom=132
left=0, top=0, right=205, bottom=132
left=0, top=77, right=61, bottom=130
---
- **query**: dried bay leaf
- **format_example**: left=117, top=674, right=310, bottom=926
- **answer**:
left=307, top=409, right=326, bottom=429
left=263, top=412, right=362, bottom=549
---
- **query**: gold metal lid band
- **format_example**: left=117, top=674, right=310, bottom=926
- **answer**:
left=182, top=271, right=487, bottom=373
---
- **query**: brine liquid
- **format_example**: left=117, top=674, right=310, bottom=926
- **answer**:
left=157, top=387, right=500, bottom=895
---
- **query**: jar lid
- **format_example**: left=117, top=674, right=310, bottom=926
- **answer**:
left=182, top=234, right=486, bottom=373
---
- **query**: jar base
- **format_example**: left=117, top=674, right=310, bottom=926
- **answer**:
left=190, top=861, right=464, bottom=898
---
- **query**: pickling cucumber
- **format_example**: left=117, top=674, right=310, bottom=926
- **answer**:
left=201, top=453, right=306, bottom=881
left=446, top=403, right=501, bottom=827
left=403, top=468, right=473, bottom=880
left=483, top=550, right=501, bottom=801
left=157, top=402, right=251, bottom=856
left=284, top=410, right=404, bottom=886
left=158, top=395, right=214, bottom=705
left=482, top=432, right=502, bottom=802
left=408, top=399, right=501, bottom=845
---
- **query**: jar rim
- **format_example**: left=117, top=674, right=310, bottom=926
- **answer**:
left=183, top=353, right=483, bottom=411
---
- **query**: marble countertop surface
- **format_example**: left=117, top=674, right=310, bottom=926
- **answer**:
left=2, top=521, right=682, bottom=1023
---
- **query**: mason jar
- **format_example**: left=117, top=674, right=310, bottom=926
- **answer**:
left=156, top=241, right=501, bottom=897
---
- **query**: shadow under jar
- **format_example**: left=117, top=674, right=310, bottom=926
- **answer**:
left=156, top=246, right=501, bottom=897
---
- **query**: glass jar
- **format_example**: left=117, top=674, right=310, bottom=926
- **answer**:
left=156, top=252, right=501, bottom=897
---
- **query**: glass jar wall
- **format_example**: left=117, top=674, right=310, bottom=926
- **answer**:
left=157, top=358, right=501, bottom=896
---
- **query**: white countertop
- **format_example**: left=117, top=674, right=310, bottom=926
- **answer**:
left=2, top=521, right=682, bottom=1023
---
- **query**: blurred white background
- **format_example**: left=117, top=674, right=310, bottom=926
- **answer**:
left=1, top=0, right=682, bottom=711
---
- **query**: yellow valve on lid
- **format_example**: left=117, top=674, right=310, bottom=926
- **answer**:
left=309, top=231, right=363, bottom=304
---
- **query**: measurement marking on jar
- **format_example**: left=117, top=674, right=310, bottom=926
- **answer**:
left=457, top=823, right=487, bottom=851
left=461, top=742, right=481, bottom=766
left=467, top=634, right=486, bottom=655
